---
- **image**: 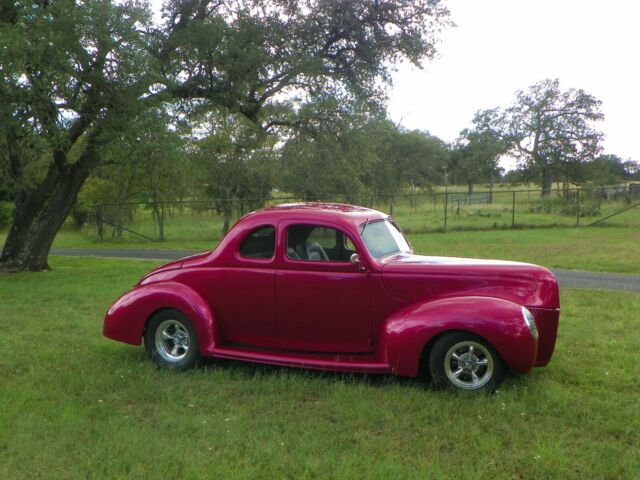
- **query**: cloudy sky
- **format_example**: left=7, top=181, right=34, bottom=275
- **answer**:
left=387, top=0, right=640, bottom=163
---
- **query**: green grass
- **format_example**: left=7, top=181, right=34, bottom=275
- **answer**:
left=4, top=223, right=638, bottom=274
left=84, top=191, right=640, bottom=240
left=2, top=182, right=639, bottom=272
left=29, top=183, right=640, bottom=246
left=1, top=257, right=638, bottom=479
left=409, top=226, right=640, bottom=274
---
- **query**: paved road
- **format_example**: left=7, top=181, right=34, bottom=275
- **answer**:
left=51, top=248, right=640, bottom=293
left=52, top=248, right=196, bottom=261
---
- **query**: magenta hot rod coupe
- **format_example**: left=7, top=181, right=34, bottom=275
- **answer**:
left=104, top=203, right=560, bottom=391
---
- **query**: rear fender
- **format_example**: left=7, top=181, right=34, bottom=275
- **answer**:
left=379, top=296, right=537, bottom=377
left=103, top=282, right=217, bottom=355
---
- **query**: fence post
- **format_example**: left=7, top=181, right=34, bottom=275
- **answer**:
left=443, top=192, right=448, bottom=231
left=576, top=188, right=581, bottom=226
left=160, top=202, right=165, bottom=241
left=96, top=206, right=100, bottom=241
left=511, top=191, right=516, bottom=228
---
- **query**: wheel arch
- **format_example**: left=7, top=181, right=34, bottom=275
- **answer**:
left=103, top=282, right=218, bottom=355
left=142, top=306, right=188, bottom=337
left=379, top=296, right=537, bottom=377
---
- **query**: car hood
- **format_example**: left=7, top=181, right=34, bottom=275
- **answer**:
left=380, top=253, right=559, bottom=308
left=137, top=251, right=211, bottom=285
left=387, top=253, right=532, bottom=266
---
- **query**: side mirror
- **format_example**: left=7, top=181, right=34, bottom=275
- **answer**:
left=350, top=253, right=366, bottom=272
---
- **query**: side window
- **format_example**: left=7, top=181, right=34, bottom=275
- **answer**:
left=307, top=227, right=337, bottom=249
left=287, top=225, right=351, bottom=262
left=239, top=226, right=275, bottom=259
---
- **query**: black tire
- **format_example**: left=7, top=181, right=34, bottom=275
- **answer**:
left=429, top=332, right=505, bottom=392
left=144, top=309, right=200, bottom=370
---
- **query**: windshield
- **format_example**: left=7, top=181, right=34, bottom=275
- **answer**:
left=360, top=219, right=412, bottom=259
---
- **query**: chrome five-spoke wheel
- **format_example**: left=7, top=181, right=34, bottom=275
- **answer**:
left=155, top=319, right=191, bottom=363
left=144, top=309, right=200, bottom=370
left=429, top=332, right=505, bottom=392
left=444, top=341, right=494, bottom=390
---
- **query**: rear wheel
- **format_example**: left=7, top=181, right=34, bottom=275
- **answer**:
left=144, top=310, right=200, bottom=370
left=429, top=332, right=505, bottom=392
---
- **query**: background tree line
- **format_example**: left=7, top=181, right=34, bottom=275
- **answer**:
left=0, top=0, right=638, bottom=271
left=74, top=77, right=639, bottom=220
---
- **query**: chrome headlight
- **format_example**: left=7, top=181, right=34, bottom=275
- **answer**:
left=522, top=307, right=538, bottom=340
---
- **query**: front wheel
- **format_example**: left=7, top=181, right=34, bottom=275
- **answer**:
left=144, top=309, right=200, bottom=370
left=429, top=332, right=505, bottom=392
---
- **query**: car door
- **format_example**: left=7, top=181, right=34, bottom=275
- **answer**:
left=208, top=225, right=278, bottom=348
left=275, top=221, right=372, bottom=353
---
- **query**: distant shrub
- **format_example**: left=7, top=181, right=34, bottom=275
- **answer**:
left=527, top=198, right=557, bottom=214
left=471, top=210, right=500, bottom=218
left=525, top=196, right=602, bottom=216
left=560, top=203, right=601, bottom=217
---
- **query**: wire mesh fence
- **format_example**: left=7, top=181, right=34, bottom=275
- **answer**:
left=85, top=184, right=640, bottom=243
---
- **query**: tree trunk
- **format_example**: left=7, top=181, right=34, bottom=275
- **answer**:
left=467, top=181, right=474, bottom=194
left=151, top=202, right=165, bottom=242
left=488, top=174, right=494, bottom=204
left=541, top=168, right=553, bottom=197
left=114, top=202, right=124, bottom=239
left=0, top=148, right=98, bottom=271
left=221, top=196, right=233, bottom=235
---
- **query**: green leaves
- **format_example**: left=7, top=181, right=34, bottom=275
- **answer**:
left=160, top=0, right=451, bottom=126
left=472, top=79, right=605, bottom=191
left=505, top=78, right=604, bottom=166
left=451, top=128, right=506, bottom=190
left=1, top=0, right=156, bottom=190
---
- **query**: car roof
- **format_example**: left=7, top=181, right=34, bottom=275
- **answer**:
left=239, top=202, right=388, bottom=230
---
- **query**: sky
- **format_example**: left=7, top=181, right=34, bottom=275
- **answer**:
left=387, top=0, right=640, bottom=166
left=149, top=0, right=640, bottom=167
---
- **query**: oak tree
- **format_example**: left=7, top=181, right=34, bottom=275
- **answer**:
left=1, top=0, right=450, bottom=271
left=478, top=79, right=604, bottom=196
left=0, top=0, right=155, bottom=270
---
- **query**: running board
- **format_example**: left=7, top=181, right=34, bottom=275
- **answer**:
left=210, top=347, right=392, bottom=374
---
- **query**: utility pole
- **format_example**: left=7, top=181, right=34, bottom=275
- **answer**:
left=444, top=166, right=448, bottom=196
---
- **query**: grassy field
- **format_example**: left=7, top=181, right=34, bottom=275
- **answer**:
left=2, top=222, right=637, bottom=274
left=2, top=183, right=639, bottom=274
left=77, top=190, right=640, bottom=241
left=0, top=257, right=638, bottom=479
left=28, top=182, right=636, bottom=247
left=410, top=226, right=640, bottom=274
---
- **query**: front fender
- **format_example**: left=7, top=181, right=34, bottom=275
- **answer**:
left=379, top=296, right=537, bottom=377
left=103, top=282, right=217, bottom=355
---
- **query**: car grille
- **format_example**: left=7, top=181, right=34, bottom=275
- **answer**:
left=528, top=307, right=560, bottom=366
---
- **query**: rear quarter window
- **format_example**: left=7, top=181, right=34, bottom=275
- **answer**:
left=239, top=226, right=275, bottom=259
